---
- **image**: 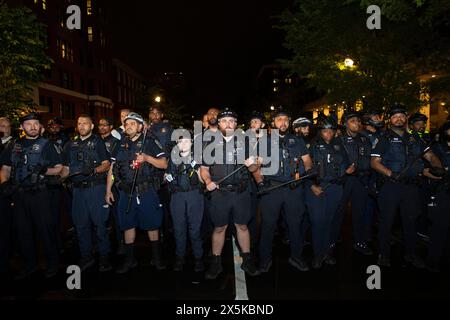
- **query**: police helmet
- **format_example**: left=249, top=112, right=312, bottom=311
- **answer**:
left=249, top=111, right=263, bottom=122
left=341, top=110, right=361, bottom=125
left=387, top=103, right=408, bottom=118
left=124, top=112, right=144, bottom=124
left=292, top=117, right=312, bottom=128
left=317, top=116, right=337, bottom=130
left=409, top=112, right=428, bottom=124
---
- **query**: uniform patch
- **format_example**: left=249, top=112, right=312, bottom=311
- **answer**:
left=289, top=139, right=295, bottom=145
left=334, top=145, right=340, bottom=151
left=161, top=128, right=167, bottom=133
left=32, top=144, right=40, bottom=151
left=155, top=139, right=163, bottom=150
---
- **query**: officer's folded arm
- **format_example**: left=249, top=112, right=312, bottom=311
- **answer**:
left=370, top=156, right=392, bottom=177
left=0, top=165, right=11, bottom=183
left=45, top=164, right=63, bottom=176
left=94, top=160, right=111, bottom=174
left=139, top=153, right=167, bottom=170
left=105, top=164, right=115, bottom=205
left=200, top=166, right=217, bottom=191
left=60, top=166, right=70, bottom=178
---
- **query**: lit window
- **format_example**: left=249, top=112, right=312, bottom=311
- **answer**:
left=42, top=0, right=46, bottom=10
left=87, top=0, right=93, bottom=15
left=273, top=87, right=278, bottom=92
left=88, top=27, right=93, bottom=42
left=61, top=43, right=66, bottom=59
left=34, top=0, right=38, bottom=4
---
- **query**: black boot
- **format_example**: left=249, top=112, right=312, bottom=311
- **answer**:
left=116, top=244, right=138, bottom=274
left=173, top=256, right=185, bottom=272
left=194, top=257, right=205, bottom=272
left=150, top=240, right=166, bottom=270
left=241, top=252, right=260, bottom=276
left=205, top=255, right=223, bottom=280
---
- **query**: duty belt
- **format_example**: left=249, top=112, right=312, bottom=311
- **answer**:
left=118, top=181, right=152, bottom=195
left=218, top=182, right=247, bottom=193
left=72, top=179, right=105, bottom=189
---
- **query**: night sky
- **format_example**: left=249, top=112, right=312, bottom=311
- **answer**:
left=110, top=0, right=293, bottom=115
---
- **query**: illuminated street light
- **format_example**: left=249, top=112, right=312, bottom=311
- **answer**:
left=270, top=106, right=275, bottom=111
left=344, top=58, right=354, bottom=68
left=154, top=96, right=162, bottom=103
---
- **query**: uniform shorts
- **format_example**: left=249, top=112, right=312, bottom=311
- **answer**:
left=208, top=187, right=251, bottom=227
left=117, top=188, right=163, bottom=231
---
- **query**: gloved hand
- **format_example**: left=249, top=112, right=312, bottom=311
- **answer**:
left=81, top=164, right=96, bottom=176
left=31, top=164, right=47, bottom=175
left=390, top=172, right=402, bottom=182
left=429, top=167, right=447, bottom=178
left=257, top=179, right=270, bottom=195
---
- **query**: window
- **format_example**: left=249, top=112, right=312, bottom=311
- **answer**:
left=88, top=27, right=93, bottom=42
left=273, top=87, right=279, bottom=92
left=34, top=0, right=38, bottom=4
left=42, top=0, right=46, bottom=10
left=80, top=78, right=85, bottom=93
left=61, top=42, right=66, bottom=59
left=99, top=31, right=106, bottom=47
left=60, top=100, right=75, bottom=120
left=118, top=87, right=122, bottom=103
left=87, top=0, right=93, bottom=15
left=60, top=70, right=74, bottom=90
left=47, top=97, right=53, bottom=113
left=88, top=79, right=95, bottom=95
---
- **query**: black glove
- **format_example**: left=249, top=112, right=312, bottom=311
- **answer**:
left=31, top=164, right=47, bottom=175
left=257, top=179, right=270, bottom=195
left=81, top=164, right=96, bottom=176
left=429, top=167, right=447, bottom=178
left=390, top=172, right=402, bottom=182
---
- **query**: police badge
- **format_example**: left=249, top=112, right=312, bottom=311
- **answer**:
left=32, top=144, right=40, bottom=151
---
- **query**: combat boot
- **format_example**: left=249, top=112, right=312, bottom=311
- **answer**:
left=241, top=252, right=260, bottom=276
left=150, top=240, right=166, bottom=270
left=205, top=255, right=223, bottom=280
left=116, top=244, right=138, bottom=274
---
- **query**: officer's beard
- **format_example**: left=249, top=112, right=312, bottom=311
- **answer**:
left=208, top=118, right=218, bottom=127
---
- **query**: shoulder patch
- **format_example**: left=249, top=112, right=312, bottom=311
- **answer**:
left=155, top=139, right=163, bottom=150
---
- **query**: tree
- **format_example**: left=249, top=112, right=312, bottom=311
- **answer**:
left=0, top=1, right=52, bottom=120
left=279, top=0, right=450, bottom=113
left=146, top=85, right=189, bottom=128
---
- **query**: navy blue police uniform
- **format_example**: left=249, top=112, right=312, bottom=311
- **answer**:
left=112, top=133, right=166, bottom=232
left=0, top=137, right=15, bottom=275
left=427, top=135, right=450, bottom=268
left=166, top=147, right=204, bottom=264
left=5, top=135, right=61, bottom=277
left=258, top=131, right=310, bottom=271
left=102, top=133, right=123, bottom=253
left=63, top=134, right=111, bottom=263
left=306, top=134, right=349, bottom=267
left=371, top=128, right=426, bottom=261
left=331, top=129, right=373, bottom=253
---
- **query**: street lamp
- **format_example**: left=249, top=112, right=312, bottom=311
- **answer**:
left=154, top=95, right=162, bottom=103
left=270, top=106, right=275, bottom=111
left=344, top=58, right=354, bottom=68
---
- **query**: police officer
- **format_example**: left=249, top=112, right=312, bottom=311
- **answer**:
left=200, top=108, right=260, bottom=279
left=149, top=105, right=174, bottom=152
left=371, top=105, right=443, bottom=268
left=105, top=112, right=168, bottom=274
left=409, top=112, right=431, bottom=143
left=111, top=108, right=131, bottom=140
left=293, top=117, right=312, bottom=147
left=45, top=117, right=69, bottom=152
left=0, top=116, right=14, bottom=278
left=330, top=110, right=373, bottom=257
left=361, top=110, right=385, bottom=146
left=426, top=122, right=450, bottom=271
left=149, top=105, right=174, bottom=242
left=305, top=116, right=353, bottom=269
left=44, top=117, right=69, bottom=252
left=0, top=112, right=61, bottom=279
left=255, top=107, right=313, bottom=272
left=248, top=111, right=265, bottom=248
left=408, top=112, right=433, bottom=238
left=63, top=114, right=112, bottom=272
left=166, top=134, right=204, bottom=272
left=98, top=117, right=124, bottom=255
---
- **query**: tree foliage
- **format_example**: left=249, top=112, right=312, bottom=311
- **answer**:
left=279, top=0, right=450, bottom=112
left=0, top=1, right=52, bottom=120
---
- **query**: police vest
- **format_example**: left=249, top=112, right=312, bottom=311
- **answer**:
left=10, top=137, right=49, bottom=186
left=382, top=130, right=424, bottom=177
left=114, top=136, right=156, bottom=187
left=170, top=154, right=200, bottom=192
left=46, top=132, right=68, bottom=152
left=433, top=143, right=450, bottom=170
left=361, top=129, right=384, bottom=148
left=103, top=134, right=118, bottom=156
left=150, top=122, right=172, bottom=152
left=68, top=135, right=105, bottom=183
left=209, top=138, right=249, bottom=186
left=269, top=133, right=306, bottom=182
left=339, top=133, right=371, bottom=172
left=310, top=138, right=346, bottom=182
